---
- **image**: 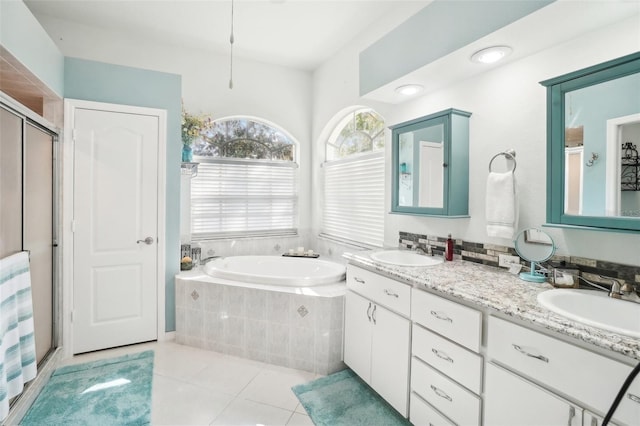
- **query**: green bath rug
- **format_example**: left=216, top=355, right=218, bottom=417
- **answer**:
left=292, top=368, right=411, bottom=426
left=21, top=350, right=154, bottom=425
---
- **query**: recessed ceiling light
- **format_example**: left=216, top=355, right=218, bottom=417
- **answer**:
left=470, top=46, right=512, bottom=64
left=395, top=84, right=424, bottom=96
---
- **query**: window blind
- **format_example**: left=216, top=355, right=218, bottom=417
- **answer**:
left=191, top=159, right=298, bottom=240
left=322, top=153, right=384, bottom=247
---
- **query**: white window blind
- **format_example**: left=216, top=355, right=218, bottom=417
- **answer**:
left=191, top=159, right=298, bottom=240
left=322, top=153, right=384, bottom=247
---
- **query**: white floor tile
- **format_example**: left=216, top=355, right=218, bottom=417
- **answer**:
left=186, top=355, right=263, bottom=396
left=211, top=398, right=293, bottom=426
left=237, top=368, right=315, bottom=411
left=286, top=412, right=314, bottom=426
left=151, top=374, right=234, bottom=425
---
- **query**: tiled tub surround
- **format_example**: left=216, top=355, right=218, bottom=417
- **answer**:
left=343, top=251, right=640, bottom=361
left=399, top=231, right=640, bottom=288
left=175, top=270, right=345, bottom=375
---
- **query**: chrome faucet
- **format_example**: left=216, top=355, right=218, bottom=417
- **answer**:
left=578, top=275, right=640, bottom=303
left=413, top=246, right=432, bottom=256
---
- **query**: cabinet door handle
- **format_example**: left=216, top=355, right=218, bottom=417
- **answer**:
left=567, top=406, right=575, bottom=426
left=590, top=417, right=598, bottom=426
left=628, top=393, right=640, bottom=404
left=512, top=344, right=549, bottom=363
left=430, top=310, right=453, bottom=323
left=384, top=289, right=399, bottom=298
left=430, top=385, right=452, bottom=402
left=354, top=277, right=365, bottom=284
left=432, top=348, right=454, bottom=363
left=366, top=302, right=372, bottom=322
left=372, top=304, right=377, bottom=325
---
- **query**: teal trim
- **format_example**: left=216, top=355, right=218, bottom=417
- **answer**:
left=542, top=52, right=640, bottom=232
left=542, top=223, right=640, bottom=235
left=391, top=109, right=471, bottom=217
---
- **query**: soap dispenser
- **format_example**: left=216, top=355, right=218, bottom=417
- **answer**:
left=445, top=234, right=454, bottom=261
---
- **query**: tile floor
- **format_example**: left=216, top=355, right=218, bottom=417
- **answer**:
left=60, top=340, right=317, bottom=425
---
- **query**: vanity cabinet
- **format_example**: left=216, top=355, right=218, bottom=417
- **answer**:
left=486, top=316, right=640, bottom=425
left=410, top=288, right=483, bottom=426
left=343, top=265, right=411, bottom=416
left=484, top=362, right=582, bottom=426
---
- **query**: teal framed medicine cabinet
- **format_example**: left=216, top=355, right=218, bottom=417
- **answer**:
left=390, top=108, right=471, bottom=217
left=541, top=51, right=640, bottom=233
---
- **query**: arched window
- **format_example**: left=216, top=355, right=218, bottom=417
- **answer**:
left=322, top=108, right=385, bottom=247
left=190, top=117, right=298, bottom=239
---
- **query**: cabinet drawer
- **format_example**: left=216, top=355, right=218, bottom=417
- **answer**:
left=410, top=392, right=455, bottom=426
left=411, top=288, right=482, bottom=352
left=411, top=357, right=481, bottom=426
left=412, top=323, right=483, bottom=394
left=347, top=264, right=410, bottom=317
left=488, top=316, right=640, bottom=426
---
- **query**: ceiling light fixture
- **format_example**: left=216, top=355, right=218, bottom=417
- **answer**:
left=395, top=84, right=424, bottom=96
left=229, top=0, right=235, bottom=89
left=470, top=46, right=512, bottom=64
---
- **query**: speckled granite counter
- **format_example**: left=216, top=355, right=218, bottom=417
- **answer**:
left=344, top=251, right=640, bottom=362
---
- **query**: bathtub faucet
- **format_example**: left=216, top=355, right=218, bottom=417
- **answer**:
left=200, top=256, right=220, bottom=266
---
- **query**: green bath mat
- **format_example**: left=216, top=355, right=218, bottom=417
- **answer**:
left=21, top=350, right=154, bottom=425
left=292, top=368, right=411, bottom=426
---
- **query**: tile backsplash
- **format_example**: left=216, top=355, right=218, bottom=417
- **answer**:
left=399, top=231, right=640, bottom=286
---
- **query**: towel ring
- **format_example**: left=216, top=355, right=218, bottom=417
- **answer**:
left=489, top=150, right=517, bottom=173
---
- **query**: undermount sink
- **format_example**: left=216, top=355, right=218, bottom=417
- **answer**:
left=369, top=250, right=444, bottom=267
left=537, top=289, right=640, bottom=338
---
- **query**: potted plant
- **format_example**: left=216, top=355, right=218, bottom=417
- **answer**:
left=181, top=105, right=211, bottom=162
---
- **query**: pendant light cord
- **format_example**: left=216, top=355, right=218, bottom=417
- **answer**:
left=229, top=0, right=234, bottom=89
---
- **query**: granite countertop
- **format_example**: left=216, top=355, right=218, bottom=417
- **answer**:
left=343, top=250, right=640, bottom=362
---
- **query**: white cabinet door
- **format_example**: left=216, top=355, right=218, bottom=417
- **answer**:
left=485, top=362, right=582, bottom=426
left=371, top=303, right=410, bottom=416
left=344, top=290, right=373, bottom=383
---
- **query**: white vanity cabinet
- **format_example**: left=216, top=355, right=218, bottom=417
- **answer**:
left=484, top=362, right=582, bottom=426
left=486, top=316, right=640, bottom=425
left=410, top=288, right=483, bottom=426
left=343, top=265, right=411, bottom=416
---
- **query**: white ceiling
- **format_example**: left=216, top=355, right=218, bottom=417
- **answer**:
left=24, top=0, right=428, bottom=71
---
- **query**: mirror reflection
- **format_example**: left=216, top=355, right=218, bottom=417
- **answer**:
left=398, top=121, right=445, bottom=208
left=563, top=72, right=640, bottom=218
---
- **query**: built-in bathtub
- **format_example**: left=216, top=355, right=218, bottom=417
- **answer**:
left=175, top=255, right=346, bottom=375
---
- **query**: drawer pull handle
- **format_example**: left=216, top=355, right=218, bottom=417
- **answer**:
left=512, top=344, right=549, bottom=363
left=628, top=393, right=640, bottom=404
left=430, top=310, right=453, bottom=323
left=367, top=302, right=372, bottom=322
left=590, top=417, right=597, bottom=426
left=354, top=277, right=365, bottom=284
left=432, top=348, right=454, bottom=363
left=567, top=406, right=575, bottom=426
left=430, top=385, right=452, bottom=402
left=384, top=289, right=399, bottom=298
left=372, top=304, right=377, bottom=325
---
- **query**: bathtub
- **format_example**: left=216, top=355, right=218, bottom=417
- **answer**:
left=204, top=255, right=346, bottom=286
left=175, top=255, right=346, bottom=374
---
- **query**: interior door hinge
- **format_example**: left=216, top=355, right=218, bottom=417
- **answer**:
left=71, top=220, right=76, bottom=233
left=72, top=128, right=77, bottom=142
left=70, top=310, right=74, bottom=323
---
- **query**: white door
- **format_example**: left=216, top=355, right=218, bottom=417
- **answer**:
left=343, top=290, right=373, bottom=383
left=484, top=362, right=582, bottom=426
left=72, top=106, right=159, bottom=354
left=370, top=304, right=410, bottom=417
left=418, top=141, right=444, bottom=208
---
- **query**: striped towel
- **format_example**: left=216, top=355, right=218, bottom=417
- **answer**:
left=1, top=252, right=37, bottom=422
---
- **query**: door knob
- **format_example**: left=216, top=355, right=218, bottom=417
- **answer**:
left=137, top=237, right=154, bottom=245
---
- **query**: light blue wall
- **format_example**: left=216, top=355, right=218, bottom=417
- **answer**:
left=64, top=57, right=182, bottom=331
left=0, top=0, right=64, bottom=96
left=359, top=0, right=554, bottom=95
left=566, top=73, right=640, bottom=215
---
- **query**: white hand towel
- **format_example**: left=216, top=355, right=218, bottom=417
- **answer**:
left=486, top=171, right=518, bottom=239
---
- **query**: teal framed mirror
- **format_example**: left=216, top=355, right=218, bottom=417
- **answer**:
left=390, top=108, right=471, bottom=217
left=541, top=51, right=640, bottom=232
